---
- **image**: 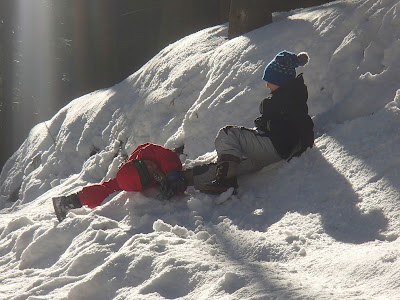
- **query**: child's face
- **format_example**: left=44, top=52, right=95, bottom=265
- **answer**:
left=143, top=160, right=158, bottom=177
left=266, top=82, right=279, bottom=93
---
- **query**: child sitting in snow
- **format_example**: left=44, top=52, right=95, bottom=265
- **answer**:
left=53, top=143, right=189, bottom=222
left=199, top=50, right=315, bottom=194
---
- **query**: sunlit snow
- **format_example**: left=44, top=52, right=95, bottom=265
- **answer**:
left=1, top=0, right=400, bottom=299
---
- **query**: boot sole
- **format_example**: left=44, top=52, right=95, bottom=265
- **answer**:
left=52, top=197, right=66, bottom=222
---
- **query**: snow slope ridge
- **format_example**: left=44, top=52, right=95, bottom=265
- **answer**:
left=304, top=0, right=400, bottom=131
left=1, top=0, right=400, bottom=299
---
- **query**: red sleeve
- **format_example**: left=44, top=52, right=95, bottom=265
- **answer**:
left=127, top=143, right=182, bottom=174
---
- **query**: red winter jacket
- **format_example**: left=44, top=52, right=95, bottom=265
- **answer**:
left=117, top=143, right=182, bottom=191
left=79, top=143, right=182, bottom=208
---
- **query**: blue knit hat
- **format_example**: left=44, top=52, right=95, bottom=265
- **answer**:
left=262, top=51, right=309, bottom=86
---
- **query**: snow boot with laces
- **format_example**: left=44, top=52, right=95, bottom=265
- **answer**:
left=198, top=154, right=240, bottom=194
left=52, top=193, right=82, bottom=222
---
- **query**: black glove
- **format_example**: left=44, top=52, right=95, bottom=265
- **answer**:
left=153, top=169, right=170, bottom=200
left=155, top=169, right=187, bottom=200
left=157, top=182, right=175, bottom=200
left=166, top=170, right=187, bottom=194
left=254, top=116, right=270, bottom=132
left=153, top=168, right=166, bottom=184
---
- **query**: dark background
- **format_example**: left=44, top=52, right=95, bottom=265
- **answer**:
left=0, top=0, right=230, bottom=171
left=0, top=0, right=330, bottom=172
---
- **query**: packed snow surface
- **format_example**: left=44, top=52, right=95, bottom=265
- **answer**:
left=1, top=0, right=400, bottom=299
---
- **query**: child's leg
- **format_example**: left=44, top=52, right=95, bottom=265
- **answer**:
left=214, top=125, right=282, bottom=167
left=78, top=178, right=120, bottom=209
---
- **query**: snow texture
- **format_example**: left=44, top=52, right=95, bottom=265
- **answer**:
left=1, top=0, right=400, bottom=299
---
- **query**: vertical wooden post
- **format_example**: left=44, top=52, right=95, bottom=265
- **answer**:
left=228, top=0, right=272, bottom=39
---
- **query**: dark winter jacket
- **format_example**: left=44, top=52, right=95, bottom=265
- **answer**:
left=254, top=74, right=314, bottom=159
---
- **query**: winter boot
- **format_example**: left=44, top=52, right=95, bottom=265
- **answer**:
left=188, top=163, right=217, bottom=190
left=199, top=154, right=240, bottom=194
left=52, top=193, right=82, bottom=222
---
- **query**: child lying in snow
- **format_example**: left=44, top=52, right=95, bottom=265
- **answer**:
left=199, top=50, right=315, bottom=194
left=53, top=143, right=190, bottom=222
left=53, top=142, right=221, bottom=222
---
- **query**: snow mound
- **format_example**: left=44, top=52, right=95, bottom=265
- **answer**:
left=1, top=0, right=400, bottom=299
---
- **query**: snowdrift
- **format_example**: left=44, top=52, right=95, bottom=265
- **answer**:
left=1, top=0, right=400, bottom=299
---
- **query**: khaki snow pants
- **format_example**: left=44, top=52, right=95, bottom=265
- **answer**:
left=215, top=125, right=282, bottom=173
left=192, top=125, right=283, bottom=189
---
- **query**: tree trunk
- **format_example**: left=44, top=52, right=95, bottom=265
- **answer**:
left=228, top=0, right=272, bottom=39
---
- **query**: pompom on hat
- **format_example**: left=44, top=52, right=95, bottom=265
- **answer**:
left=262, top=51, right=309, bottom=86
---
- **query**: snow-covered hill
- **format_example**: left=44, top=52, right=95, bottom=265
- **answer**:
left=1, top=0, right=400, bottom=299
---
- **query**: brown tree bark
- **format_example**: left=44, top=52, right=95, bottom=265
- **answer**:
left=228, top=0, right=272, bottom=39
